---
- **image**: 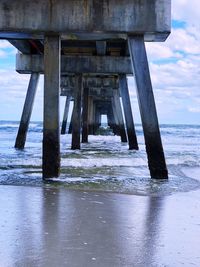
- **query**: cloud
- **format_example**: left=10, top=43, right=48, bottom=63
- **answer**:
left=172, top=0, right=200, bottom=27
left=0, top=69, right=44, bottom=120
left=188, top=107, right=200, bottom=113
left=0, top=3, right=199, bottom=123
left=0, top=40, right=13, bottom=49
left=140, top=1, right=200, bottom=123
left=0, top=40, right=16, bottom=58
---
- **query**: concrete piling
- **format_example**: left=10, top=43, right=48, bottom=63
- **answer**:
left=107, top=106, right=119, bottom=135
left=71, top=74, right=83, bottom=150
left=119, top=74, right=139, bottom=150
left=112, top=90, right=127, bottom=143
left=88, top=96, right=94, bottom=135
left=0, top=0, right=171, bottom=180
left=68, top=109, right=73, bottom=134
left=94, top=106, right=101, bottom=134
left=82, top=88, right=89, bottom=143
left=15, top=73, right=39, bottom=149
left=43, top=35, right=61, bottom=179
left=128, top=35, right=168, bottom=179
left=61, top=96, right=71, bottom=135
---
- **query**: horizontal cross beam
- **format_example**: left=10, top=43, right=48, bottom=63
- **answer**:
left=61, top=87, right=117, bottom=98
left=61, top=76, right=119, bottom=89
left=16, top=54, right=132, bottom=74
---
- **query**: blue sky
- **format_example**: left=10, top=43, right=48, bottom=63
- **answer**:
left=0, top=1, right=200, bottom=124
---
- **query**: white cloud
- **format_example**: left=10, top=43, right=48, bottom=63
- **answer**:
left=0, top=69, right=44, bottom=120
left=0, top=40, right=13, bottom=49
left=0, top=40, right=16, bottom=58
left=172, top=0, right=200, bottom=27
left=169, top=28, right=200, bottom=54
left=0, top=50, right=6, bottom=57
left=188, top=107, right=200, bottom=113
left=146, top=27, right=200, bottom=61
left=0, top=3, right=199, bottom=123
left=141, top=1, right=200, bottom=122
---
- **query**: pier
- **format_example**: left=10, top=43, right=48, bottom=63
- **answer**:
left=0, top=0, right=171, bottom=179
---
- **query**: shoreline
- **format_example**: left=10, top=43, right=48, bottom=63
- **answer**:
left=1, top=183, right=200, bottom=266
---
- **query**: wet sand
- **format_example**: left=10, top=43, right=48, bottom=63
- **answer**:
left=1, top=184, right=200, bottom=267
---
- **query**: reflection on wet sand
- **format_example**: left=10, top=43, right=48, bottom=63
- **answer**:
left=0, top=185, right=200, bottom=267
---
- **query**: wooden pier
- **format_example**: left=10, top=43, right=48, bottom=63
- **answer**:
left=0, top=0, right=171, bottom=179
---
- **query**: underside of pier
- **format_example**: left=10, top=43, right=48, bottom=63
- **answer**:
left=0, top=0, right=171, bottom=179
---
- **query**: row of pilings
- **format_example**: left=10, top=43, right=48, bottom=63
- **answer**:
left=14, top=36, right=168, bottom=180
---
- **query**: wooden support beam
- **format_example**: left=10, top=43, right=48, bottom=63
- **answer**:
left=61, top=96, right=71, bottom=135
left=43, top=35, right=61, bottom=179
left=71, top=74, right=82, bottom=150
left=128, top=35, right=168, bottom=179
left=82, top=88, right=89, bottom=143
left=15, top=73, right=39, bottom=149
left=119, top=74, right=139, bottom=150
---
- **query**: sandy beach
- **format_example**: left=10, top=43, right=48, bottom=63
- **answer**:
left=0, top=123, right=200, bottom=266
left=1, top=181, right=200, bottom=267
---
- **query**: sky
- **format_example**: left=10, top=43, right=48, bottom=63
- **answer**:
left=0, top=1, right=199, bottom=124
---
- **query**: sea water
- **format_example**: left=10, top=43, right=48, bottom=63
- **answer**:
left=0, top=121, right=200, bottom=196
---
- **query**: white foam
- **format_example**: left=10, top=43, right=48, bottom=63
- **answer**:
left=0, top=124, right=18, bottom=128
left=61, top=157, right=146, bottom=168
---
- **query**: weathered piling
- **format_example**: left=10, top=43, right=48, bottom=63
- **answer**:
left=0, top=0, right=171, bottom=179
left=107, top=105, right=120, bottom=135
left=119, top=74, right=139, bottom=150
left=82, top=88, right=89, bottom=143
left=15, top=73, right=39, bottom=149
left=43, top=35, right=61, bottom=179
left=93, top=105, right=100, bottom=134
left=88, top=96, right=95, bottom=135
left=71, top=74, right=83, bottom=150
left=68, top=111, right=73, bottom=134
left=61, top=96, right=71, bottom=135
left=112, top=90, right=127, bottom=143
left=128, top=36, right=168, bottom=179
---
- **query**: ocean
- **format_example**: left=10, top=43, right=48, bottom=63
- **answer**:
left=0, top=121, right=200, bottom=196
